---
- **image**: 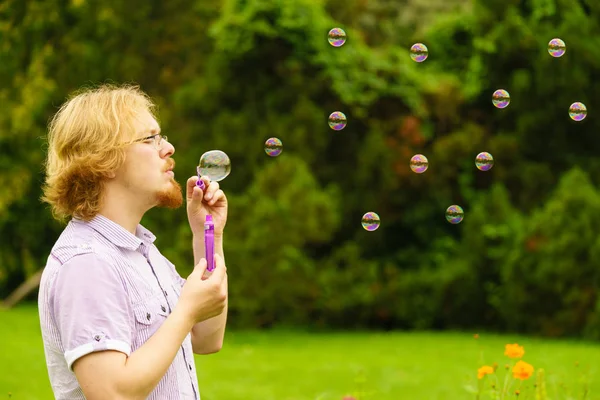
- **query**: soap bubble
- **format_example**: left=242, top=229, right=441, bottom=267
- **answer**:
left=328, top=28, right=346, bottom=47
left=410, top=154, right=429, bottom=173
left=328, top=111, right=347, bottom=131
left=492, top=89, right=510, bottom=109
left=264, top=137, right=283, bottom=157
left=410, top=43, right=429, bottom=62
left=197, top=150, right=231, bottom=182
left=548, top=38, right=566, bottom=58
left=569, top=102, right=587, bottom=121
left=445, top=205, right=464, bottom=224
left=475, top=152, right=494, bottom=171
left=361, top=212, right=380, bottom=231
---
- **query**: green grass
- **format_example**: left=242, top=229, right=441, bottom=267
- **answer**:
left=1, top=304, right=599, bottom=400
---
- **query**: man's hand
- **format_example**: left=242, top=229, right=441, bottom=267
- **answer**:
left=186, top=175, right=228, bottom=236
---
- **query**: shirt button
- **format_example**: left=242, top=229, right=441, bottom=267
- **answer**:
left=161, top=305, right=166, bottom=312
left=94, top=335, right=101, bottom=341
left=164, top=290, right=168, bottom=297
left=146, top=313, right=151, bottom=320
left=189, top=364, right=192, bottom=371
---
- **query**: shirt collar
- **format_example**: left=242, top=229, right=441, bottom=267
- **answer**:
left=73, top=214, right=156, bottom=251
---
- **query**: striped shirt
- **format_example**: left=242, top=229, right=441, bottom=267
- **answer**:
left=38, top=214, right=200, bottom=399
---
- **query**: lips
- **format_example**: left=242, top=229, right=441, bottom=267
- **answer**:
left=164, top=160, right=175, bottom=173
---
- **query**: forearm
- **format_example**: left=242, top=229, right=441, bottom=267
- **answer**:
left=191, top=234, right=228, bottom=353
left=118, top=306, right=194, bottom=399
left=191, top=278, right=228, bottom=354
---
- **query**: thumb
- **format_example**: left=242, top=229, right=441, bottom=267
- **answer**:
left=192, top=258, right=208, bottom=277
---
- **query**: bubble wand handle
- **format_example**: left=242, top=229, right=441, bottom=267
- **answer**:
left=204, top=215, right=215, bottom=272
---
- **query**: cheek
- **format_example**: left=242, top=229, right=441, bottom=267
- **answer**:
left=129, top=150, right=159, bottom=178
left=122, top=160, right=156, bottom=187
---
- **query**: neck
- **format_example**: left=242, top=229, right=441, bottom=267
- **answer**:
left=99, top=187, right=151, bottom=235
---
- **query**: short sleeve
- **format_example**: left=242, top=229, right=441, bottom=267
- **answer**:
left=163, top=256, right=186, bottom=289
left=52, top=253, right=133, bottom=371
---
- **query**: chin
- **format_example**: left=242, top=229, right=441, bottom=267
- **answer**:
left=156, top=179, right=183, bottom=208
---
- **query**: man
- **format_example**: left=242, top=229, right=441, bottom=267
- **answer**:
left=38, top=83, right=229, bottom=399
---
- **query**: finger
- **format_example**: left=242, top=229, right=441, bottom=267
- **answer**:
left=207, top=189, right=225, bottom=206
left=203, top=181, right=220, bottom=201
left=187, top=176, right=203, bottom=201
left=199, top=176, right=211, bottom=190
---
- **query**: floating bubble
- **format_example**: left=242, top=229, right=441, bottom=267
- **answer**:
left=197, top=150, right=231, bottom=182
left=475, top=152, right=494, bottom=171
left=492, top=89, right=510, bottom=109
left=548, top=38, right=566, bottom=58
left=410, top=43, right=429, bottom=62
left=264, top=137, right=283, bottom=157
left=361, top=212, right=380, bottom=231
left=410, top=154, right=429, bottom=173
left=445, top=205, right=464, bottom=224
left=569, top=102, right=587, bottom=121
left=328, top=28, right=346, bottom=47
left=328, top=111, right=347, bottom=131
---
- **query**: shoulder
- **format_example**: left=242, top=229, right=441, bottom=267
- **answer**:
left=50, top=221, right=104, bottom=264
left=42, top=224, right=129, bottom=297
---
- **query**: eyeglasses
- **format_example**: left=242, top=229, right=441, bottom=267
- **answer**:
left=132, top=133, right=169, bottom=150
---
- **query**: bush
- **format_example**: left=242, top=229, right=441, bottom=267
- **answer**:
left=491, top=167, right=600, bottom=338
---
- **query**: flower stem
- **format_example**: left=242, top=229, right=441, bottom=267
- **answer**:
left=501, top=368, right=512, bottom=400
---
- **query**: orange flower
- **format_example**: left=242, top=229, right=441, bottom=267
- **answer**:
left=512, top=360, right=534, bottom=380
left=504, top=343, right=525, bottom=358
left=477, top=365, right=494, bottom=379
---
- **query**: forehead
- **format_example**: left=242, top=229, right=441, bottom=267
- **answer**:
left=134, top=110, right=160, bottom=135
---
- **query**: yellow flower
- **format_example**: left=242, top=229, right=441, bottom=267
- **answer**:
left=504, top=343, right=525, bottom=358
left=477, top=365, right=494, bottom=379
left=512, top=360, right=534, bottom=380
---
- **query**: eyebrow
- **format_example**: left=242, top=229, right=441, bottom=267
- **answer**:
left=148, top=128, right=162, bottom=135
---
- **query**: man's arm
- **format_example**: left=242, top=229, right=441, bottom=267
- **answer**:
left=191, top=233, right=228, bottom=354
left=73, top=307, right=195, bottom=399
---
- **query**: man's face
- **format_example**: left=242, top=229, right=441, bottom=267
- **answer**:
left=113, top=110, right=183, bottom=209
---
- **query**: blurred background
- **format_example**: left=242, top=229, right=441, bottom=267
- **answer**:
left=1, top=0, right=600, bottom=398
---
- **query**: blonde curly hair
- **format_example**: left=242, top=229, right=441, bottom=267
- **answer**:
left=41, top=83, right=158, bottom=223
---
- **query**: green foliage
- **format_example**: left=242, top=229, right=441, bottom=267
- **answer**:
left=491, top=168, right=600, bottom=338
left=1, top=0, right=600, bottom=337
left=224, top=154, right=342, bottom=327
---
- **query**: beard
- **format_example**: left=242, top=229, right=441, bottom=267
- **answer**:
left=156, top=178, right=183, bottom=208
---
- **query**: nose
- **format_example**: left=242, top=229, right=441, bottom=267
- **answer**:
left=161, top=140, right=175, bottom=157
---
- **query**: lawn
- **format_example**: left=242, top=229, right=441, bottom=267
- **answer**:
left=1, top=304, right=599, bottom=400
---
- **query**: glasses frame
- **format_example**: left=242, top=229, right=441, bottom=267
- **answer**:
left=132, top=133, right=169, bottom=150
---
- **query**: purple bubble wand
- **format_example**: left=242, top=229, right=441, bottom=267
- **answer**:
left=196, top=169, right=213, bottom=272
left=195, top=150, right=231, bottom=273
